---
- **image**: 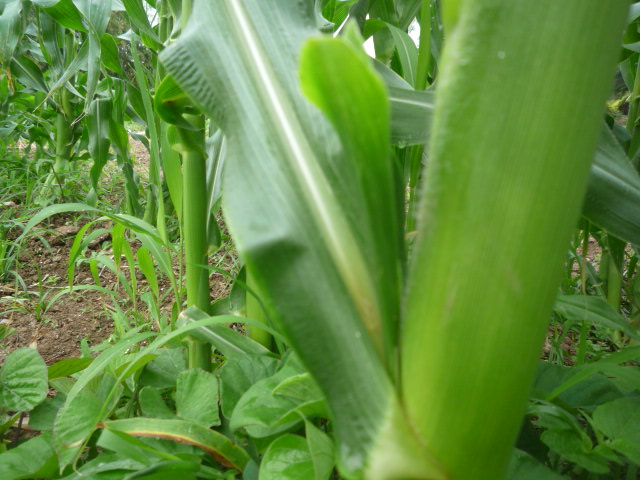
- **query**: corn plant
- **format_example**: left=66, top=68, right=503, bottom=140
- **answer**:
left=2, top=0, right=640, bottom=479
left=159, top=0, right=629, bottom=478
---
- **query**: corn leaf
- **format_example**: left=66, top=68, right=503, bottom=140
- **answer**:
left=584, top=126, right=640, bottom=244
left=160, top=1, right=410, bottom=476
left=87, top=97, right=112, bottom=197
left=384, top=81, right=640, bottom=242
left=33, top=0, right=86, bottom=32
left=0, top=0, right=22, bottom=67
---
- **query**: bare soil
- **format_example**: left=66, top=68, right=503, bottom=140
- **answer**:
left=1, top=138, right=235, bottom=365
left=0, top=216, right=114, bottom=364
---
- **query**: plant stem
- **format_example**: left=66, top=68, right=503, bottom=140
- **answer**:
left=181, top=121, right=211, bottom=371
left=405, top=145, right=423, bottom=233
left=626, top=59, right=640, bottom=161
left=607, top=236, right=625, bottom=313
left=183, top=148, right=210, bottom=311
left=245, top=269, right=272, bottom=348
left=577, top=224, right=590, bottom=365
left=415, top=0, right=432, bottom=90
left=402, top=2, right=627, bottom=478
left=53, top=111, right=70, bottom=177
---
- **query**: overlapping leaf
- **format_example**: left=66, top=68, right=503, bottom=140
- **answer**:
left=160, top=1, right=402, bottom=475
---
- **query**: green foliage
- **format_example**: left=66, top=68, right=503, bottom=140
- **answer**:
left=0, top=348, right=48, bottom=412
left=1, top=1, right=640, bottom=479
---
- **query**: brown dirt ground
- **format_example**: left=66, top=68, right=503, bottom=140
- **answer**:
left=0, top=138, right=235, bottom=365
left=0, top=215, right=114, bottom=364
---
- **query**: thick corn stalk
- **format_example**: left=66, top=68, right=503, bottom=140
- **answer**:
left=402, top=1, right=628, bottom=478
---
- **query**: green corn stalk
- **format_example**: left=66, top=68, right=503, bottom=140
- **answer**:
left=161, top=0, right=628, bottom=478
left=402, top=1, right=628, bottom=478
left=179, top=119, right=212, bottom=370
left=245, top=269, right=272, bottom=348
left=53, top=110, right=71, bottom=178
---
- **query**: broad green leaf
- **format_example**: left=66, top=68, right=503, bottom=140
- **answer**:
left=629, top=2, right=640, bottom=22
left=230, top=356, right=328, bottom=438
left=104, top=417, right=250, bottom=472
left=127, top=82, right=146, bottom=124
left=154, top=75, right=200, bottom=131
left=0, top=347, right=47, bottom=411
left=35, top=19, right=69, bottom=84
left=386, top=85, right=434, bottom=147
left=112, top=354, right=157, bottom=382
left=176, top=368, right=220, bottom=427
left=122, top=461, right=199, bottom=480
left=305, top=421, right=335, bottom=480
left=0, top=434, right=58, bottom=480
left=139, top=387, right=176, bottom=419
left=272, top=373, right=326, bottom=405
left=259, top=435, right=317, bottom=480
left=592, top=397, right=640, bottom=464
left=368, top=0, right=398, bottom=61
left=545, top=346, right=640, bottom=401
left=299, top=31, right=404, bottom=355
left=540, top=428, right=609, bottom=474
left=161, top=125, right=183, bottom=223
left=506, top=449, right=567, bottom=480
left=139, top=347, right=186, bottom=389
left=441, top=0, right=463, bottom=32
left=320, top=0, right=356, bottom=27
left=389, top=0, right=423, bottom=30
left=205, top=131, right=224, bottom=211
left=53, top=389, right=104, bottom=468
left=62, top=331, right=154, bottom=406
left=42, top=41, right=89, bottom=102
left=67, top=222, right=95, bottom=288
left=130, top=33, right=166, bottom=240
left=205, top=130, right=225, bottom=242
left=20, top=203, right=166, bottom=246
left=533, top=362, right=624, bottom=409
left=402, top=1, right=628, bottom=478
left=29, top=394, right=66, bottom=431
left=219, top=354, right=279, bottom=419
left=52, top=320, right=238, bottom=470
left=554, top=294, right=640, bottom=339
